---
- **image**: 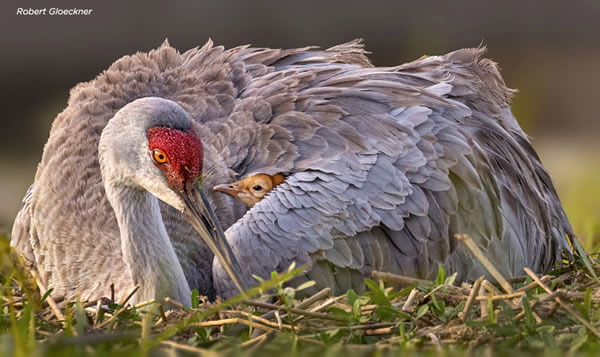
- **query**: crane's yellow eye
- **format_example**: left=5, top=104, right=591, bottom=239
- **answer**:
left=152, top=149, right=168, bottom=164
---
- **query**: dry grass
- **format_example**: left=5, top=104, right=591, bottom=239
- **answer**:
left=3, top=232, right=600, bottom=356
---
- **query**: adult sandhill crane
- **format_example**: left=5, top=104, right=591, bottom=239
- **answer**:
left=12, top=40, right=575, bottom=301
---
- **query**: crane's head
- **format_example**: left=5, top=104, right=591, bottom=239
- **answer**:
left=99, top=97, right=248, bottom=294
left=214, top=173, right=285, bottom=207
left=146, top=126, right=204, bottom=194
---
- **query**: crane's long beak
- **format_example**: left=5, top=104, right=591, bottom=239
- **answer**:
left=181, top=182, right=249, bottom=295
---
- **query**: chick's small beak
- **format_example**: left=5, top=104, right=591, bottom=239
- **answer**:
left=213, top=183, right=241, bottom=197
left=180, top=181, right=248, bottom=294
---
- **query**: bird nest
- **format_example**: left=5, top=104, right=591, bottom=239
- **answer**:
left=1, top=234, right=600, bottom=355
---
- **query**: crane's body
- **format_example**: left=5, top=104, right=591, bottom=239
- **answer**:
left=12, top=40, right=575, bottom=301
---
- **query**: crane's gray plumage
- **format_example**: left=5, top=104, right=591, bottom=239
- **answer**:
left=12, top=39, right=575, bottom=301
left=97, top=98, right=196, bottom=305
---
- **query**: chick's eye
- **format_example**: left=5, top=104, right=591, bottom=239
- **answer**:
left=252, top=185, right=263, bottom=191
left=152, top=149, right=168, bottom=164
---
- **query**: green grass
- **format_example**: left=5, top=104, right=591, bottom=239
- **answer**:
left=560, top=166, right=600, bottom=252
left=536, top=143, right=600, bottom=251
left=3, top=229, right=600, bottom=356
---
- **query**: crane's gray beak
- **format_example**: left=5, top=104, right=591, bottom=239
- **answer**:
left=181, top=182, right=249, bottom=295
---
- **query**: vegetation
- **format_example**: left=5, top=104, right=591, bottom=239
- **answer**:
left=1, top=226, right=600, bottom=357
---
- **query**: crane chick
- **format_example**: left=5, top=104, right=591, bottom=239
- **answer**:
left=214, top=173, right=284, bottom=207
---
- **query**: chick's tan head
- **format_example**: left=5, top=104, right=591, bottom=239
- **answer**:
left=213, top=173, right=284, bottom=207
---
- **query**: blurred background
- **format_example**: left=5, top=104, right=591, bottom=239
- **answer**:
left=1, top=0, right=599, bottom=246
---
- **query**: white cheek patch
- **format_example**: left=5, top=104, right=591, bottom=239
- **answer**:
left=137, top=170, right=186, bottom=212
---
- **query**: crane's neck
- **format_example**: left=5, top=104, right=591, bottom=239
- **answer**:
left=106, top=183, right=192, bottom=306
